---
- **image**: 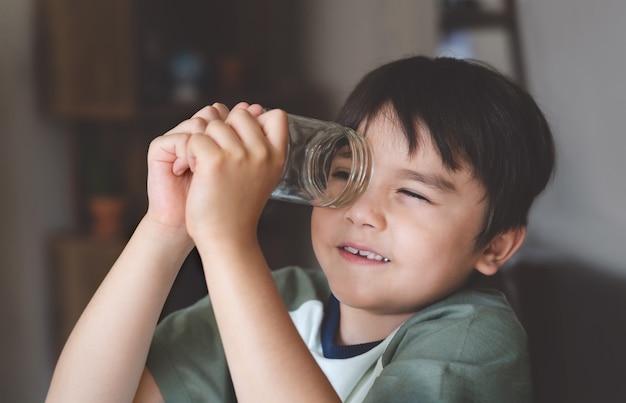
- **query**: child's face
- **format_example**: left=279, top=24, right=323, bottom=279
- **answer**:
left=311, top=112, right=490, bottom=317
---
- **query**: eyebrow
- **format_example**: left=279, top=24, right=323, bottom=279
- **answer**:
left=335, top=145, right=353, bottom=158
left=398, top=169, right=458, bottom=193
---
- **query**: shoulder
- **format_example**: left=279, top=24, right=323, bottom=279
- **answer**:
left=368, top=289, right=531, bottom=402
left=271, top=266, right=331, bottom=310
left=154, top=266, right=328, bottom=330
left=152, top=266, right=329, bottom=335
left=407, top=287, right=523, bottom=334
left=395, top=288, right=527, bottom=357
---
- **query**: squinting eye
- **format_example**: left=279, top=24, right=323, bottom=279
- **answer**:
left=399, top=189, right=430, bottom=202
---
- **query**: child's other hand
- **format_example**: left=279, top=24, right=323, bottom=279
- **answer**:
left=184, top=104, right=288, bottom=245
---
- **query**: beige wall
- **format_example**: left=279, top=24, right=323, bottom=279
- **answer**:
left=518, top=0, right=626, bottom=272
left=0, top=0, right=73, bottom=401
left=300, top=0, right=437, bottom=114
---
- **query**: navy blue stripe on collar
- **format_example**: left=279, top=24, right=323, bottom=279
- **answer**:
left=321, top=294, right=383, bottom=359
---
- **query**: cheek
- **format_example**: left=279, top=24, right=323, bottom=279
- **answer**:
left=311, top=207, right=346, bottom=265
left=390, top=214, right=477, bottom=266
left=425, top=204, right=485, bottom=247
left=310, top=208, right=330, bottom=250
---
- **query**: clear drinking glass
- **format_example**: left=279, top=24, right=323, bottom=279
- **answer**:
left=270, top=114, right=373, bottom=208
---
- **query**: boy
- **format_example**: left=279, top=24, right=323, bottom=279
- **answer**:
left=46, top=56, right=555, bottom=402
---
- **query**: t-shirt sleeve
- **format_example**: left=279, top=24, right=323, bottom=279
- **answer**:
left=146, top=296, right=236, bottom=403
left=363, top=290, right=532, bottom=403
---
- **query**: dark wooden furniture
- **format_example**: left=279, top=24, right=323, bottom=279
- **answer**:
left=437, top=0, right=526, bottom=86
left=38, top=0, right=324, bottom=352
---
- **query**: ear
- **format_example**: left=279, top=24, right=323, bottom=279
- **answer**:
left=475, top=227, right=527, bottom=276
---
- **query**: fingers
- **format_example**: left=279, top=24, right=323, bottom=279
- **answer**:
left=164, top=102, right=264, bottom=136
left=185, top=108, right=288, bottom=176
left=158, top=102, right=283, bottom=176
left=199, top=119, right=244, bottom=158
left=232, top=102, right=264, bottom=117
left=194, top=103, right=230, bottom=121
left=164, top=103, right=231, bottom=136
left=187, top=110, right=261, bottom=173
left=196, top=106, right=273, bottom=153
left=217, top=108, right=287, bottom=163
left=148, top=132, right=193, bottom=176
left=257, top=109, right=289, bottom=158
left=224, top=109, right=265, bottom=148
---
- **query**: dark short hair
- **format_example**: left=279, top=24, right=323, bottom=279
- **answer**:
left=337, top=55, right=555, bottom=248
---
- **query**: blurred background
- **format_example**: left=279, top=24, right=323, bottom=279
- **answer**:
left=1, top=0, right=625, bottom=401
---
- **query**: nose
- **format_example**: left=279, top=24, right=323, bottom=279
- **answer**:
left=342, top=186, right=386, bottom=230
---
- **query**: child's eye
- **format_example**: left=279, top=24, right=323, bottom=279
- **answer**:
left=331, top=169, right=350, bottom=181
left=399, top=189, right=431, bottom=203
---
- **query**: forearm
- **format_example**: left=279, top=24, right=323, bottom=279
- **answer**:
left=46, top=217, right=193, bottom=403
left=196, top=235, right=340, bottom=403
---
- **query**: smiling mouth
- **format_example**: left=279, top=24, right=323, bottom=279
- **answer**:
left=342, top=246, right=390, bottom=263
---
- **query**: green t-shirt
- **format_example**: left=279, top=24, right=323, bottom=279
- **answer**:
left=147, top=266, right=531, bottom=402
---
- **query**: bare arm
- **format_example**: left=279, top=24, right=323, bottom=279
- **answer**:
left=46, top=217, right=192, bottom=402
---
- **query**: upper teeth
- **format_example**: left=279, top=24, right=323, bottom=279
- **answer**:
left=344, top=246, right=390, bottom=262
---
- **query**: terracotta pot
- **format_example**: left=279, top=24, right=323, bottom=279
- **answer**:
left=88, top=196, right=127, bottom=239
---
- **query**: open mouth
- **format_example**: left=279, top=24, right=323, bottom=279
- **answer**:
left=342, top=246, right=390, bottom=263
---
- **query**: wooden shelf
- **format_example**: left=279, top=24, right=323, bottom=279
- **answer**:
left=38, top=0, right=325, bottom=322
left=48, top=235, right=127, bottom=353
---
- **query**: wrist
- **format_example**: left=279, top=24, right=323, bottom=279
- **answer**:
left=193, top=230, right=264, bottom=275
left=194, top=229, right=259, bottom=254
left=136, top=215, right=195, bottom=261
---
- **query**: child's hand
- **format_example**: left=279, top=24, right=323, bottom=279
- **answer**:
left=183, top=105, right=289, bottom=245
left=145, top=103, right=232, bottom=236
